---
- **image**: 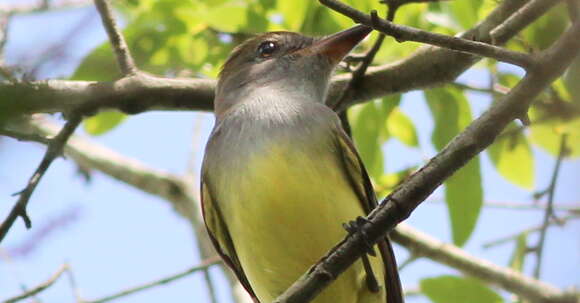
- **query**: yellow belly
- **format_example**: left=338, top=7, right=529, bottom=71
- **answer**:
left=219, top=144, right=386, bottom=303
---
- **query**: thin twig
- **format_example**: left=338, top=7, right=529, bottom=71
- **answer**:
left=64, top=265, right=83, bottom=303
left=425, top=198, right=580, bottom=213
left=332, top=1, right=401, bottom=130
left=397, top=254, right=419, bottom=271
left=93, top=0, right=137, bottom=76
left=451, top=82, right=509, bottom=95
left=533, top=134, right=568, bottom=278
left=0, top=114, right=82, bottom=243
left=491, top=0, right=565, bottom=44
left=331, top=0, right=421, bottom=112
left=483, top=214, right=578, bottom=249
left=81, top=257, right=221, bottom=303
left=202, top=269, right=218, bottom=303
left=319, top=0, right=536, bottom=69
left=0, top=128, right=51, bottom=144
left=332, top=7, right=390, bottom=130
left=2, top=264, right=69, bottom=303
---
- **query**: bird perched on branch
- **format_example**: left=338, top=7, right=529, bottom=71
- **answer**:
left=201, top=25, right=403, bottom=303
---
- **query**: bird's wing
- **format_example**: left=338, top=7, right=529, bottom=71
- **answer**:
left=333, top=125, right=405, bottom=303
left=201, top=179, right=259, bottom=302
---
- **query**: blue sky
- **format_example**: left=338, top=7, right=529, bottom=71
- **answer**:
left=0, top=3, right=578, bottom=303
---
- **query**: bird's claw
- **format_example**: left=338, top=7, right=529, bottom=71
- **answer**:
left=342, top=216, right=376, bottom=257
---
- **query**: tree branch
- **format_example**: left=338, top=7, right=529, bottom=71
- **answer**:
left=1, top=0, right=141, bottom=244
left=1, top=264, right=69, bottom=303
left=320, top=0, right=536, bottom=69
left=483, top=214, right=578, bottom=249
left=426, top=198, right=580, bottom=212
left=391, top=224, right=578, bottom=302
left=0, top=114, right=81, bottom=243
left=4, top=113, right=578, bottom=302
left=0, top=0, right=530, bottom=116
left=490, top=0, right=565, bottom=44
left=533, top=134, right=568, bottom=278
left=1, top=116, right=252, bottom=303
left=81, top=257, right=220, bottom=303
left=0, top=76, right=215, bottom=115
left=273, top=14, right=580, bottom=303
left=93, top=0, right=136, bottom=76
left=6, top=116, right=199, bottom=221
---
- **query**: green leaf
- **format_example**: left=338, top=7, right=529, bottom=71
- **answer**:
left=449, top=0, right=483, bottom=29
left=421, top=276, right=503, bottom=303
left=445, top=159, right=483, bottom=246
left=376, top=167, right=416, bottom=197
left=498, top=72, right=521, bottom=88
left=349, top=96, right=399, bottom=180
left=245, top=6, right=270, bottom=32
left=378, top=94, right=402, bottom=141
left=424, top=87, right=472, bottom=150
left=509, top=232, right=528, bottom=272
left=198, top=5, right=248, bottom=33
left=274, top=0, right=311, bottom=31
left=488, top=123, right=534, bottom=189
left=349, top=100, right=386, bottom=179
left=564, top=56, right=580, bottom=104
left=387, top=108, right=419, bottom=147
left=530, top=109, right=580, bottom=158
left=72, top=43, right=120, bottom=81
left=425, top=86, right=483, bottom=246
left=84, top=111, right=126, bottom=136
left=523, top=4, right=569, bottom=50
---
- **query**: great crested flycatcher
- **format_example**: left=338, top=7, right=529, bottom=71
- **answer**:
left=201, top=25, right=403, bottom=303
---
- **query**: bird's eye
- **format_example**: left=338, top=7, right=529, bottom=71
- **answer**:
left=257, top=41, right=278, bottom=58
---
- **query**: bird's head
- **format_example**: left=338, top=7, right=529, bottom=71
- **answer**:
left=215, top=25, right=372, bottom=117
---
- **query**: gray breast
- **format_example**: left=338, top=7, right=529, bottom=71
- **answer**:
left=203, top=99, right=339, bottom=176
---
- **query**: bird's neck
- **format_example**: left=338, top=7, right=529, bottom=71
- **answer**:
left=215, top=80, right=328, bottom=121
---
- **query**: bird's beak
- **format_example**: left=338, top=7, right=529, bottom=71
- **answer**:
left=298, top=24, right=372, bottom=65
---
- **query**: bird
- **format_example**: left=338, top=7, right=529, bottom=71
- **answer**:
left=201, top=24, right=403, bottom=303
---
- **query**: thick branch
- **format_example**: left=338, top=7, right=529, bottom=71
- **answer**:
left=0, top=0, right=529, bottom=116
left=274, top=15, right=580, bottom=303
left=4, top=113, right=577, bottom=302
left=392, top=224, right=578, bottom=302
left=0, top=75, right=215, bottom=115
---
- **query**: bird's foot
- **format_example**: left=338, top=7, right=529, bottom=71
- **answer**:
left=342, top=216, right=376, bottom=256
left=343, top=216, right=380, bottom=293
left=361, top=254, right=380, bottom=293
